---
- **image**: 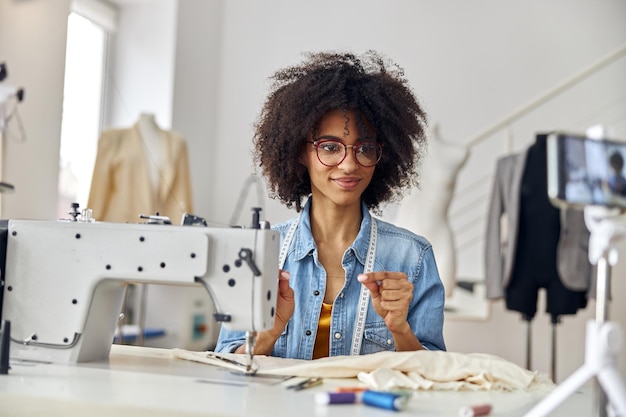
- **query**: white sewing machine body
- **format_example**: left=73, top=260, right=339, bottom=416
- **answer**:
left=0, top=219, right=279, bottom=364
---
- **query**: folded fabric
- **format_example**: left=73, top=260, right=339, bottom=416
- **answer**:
left=171, top=349, right=554, bottom=392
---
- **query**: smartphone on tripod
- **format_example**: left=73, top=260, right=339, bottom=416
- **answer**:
left=547, top=131, right=626, bottom=210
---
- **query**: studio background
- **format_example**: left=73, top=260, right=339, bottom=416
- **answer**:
left=1, top=0, right=625, bottom=383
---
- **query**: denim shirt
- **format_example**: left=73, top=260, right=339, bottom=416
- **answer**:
left=215, top=199, right=446, bottom=359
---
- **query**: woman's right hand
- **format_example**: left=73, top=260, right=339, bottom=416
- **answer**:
left=234, top=270, right=294, bottom=355
left=270, top=270, right=294, bottom=338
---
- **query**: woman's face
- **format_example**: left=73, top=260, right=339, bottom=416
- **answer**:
left=302, top=109, right=376, bottom=210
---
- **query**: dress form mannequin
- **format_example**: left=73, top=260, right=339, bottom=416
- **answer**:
left=88, top=113, right=193, bottom=224
left=136, top=113, right=165, bottom=197
left=393, top=126, right=470, bottom=297
left=133, top=113, right=167, bottom=344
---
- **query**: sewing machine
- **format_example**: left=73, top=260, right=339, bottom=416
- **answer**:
left=0, top=211, right=279, bottom=365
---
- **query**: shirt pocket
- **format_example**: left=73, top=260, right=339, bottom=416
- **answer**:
left=362, top=321, right=395, bottom=354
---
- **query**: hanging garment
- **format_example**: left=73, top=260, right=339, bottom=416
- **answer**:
left=485, top=134, right=593, bottom=318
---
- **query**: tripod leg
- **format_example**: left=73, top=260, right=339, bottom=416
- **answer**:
left=527, top=319, right=532, bottom=370
left=523, top=314, right=533, bottom=371
left=523, top=364, right=595, bottom=417
left=597, top=367, right=626, bottom=416
left=551, top=315, right=560, bottom=383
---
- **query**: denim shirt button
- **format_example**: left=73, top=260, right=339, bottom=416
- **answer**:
left=305, top=330, right=312, bottom=336
left=313, top=290, right=320, bottom=296
left=334, top=332, right=341, bottom=340
left=386, top=339, right=392, bottom=345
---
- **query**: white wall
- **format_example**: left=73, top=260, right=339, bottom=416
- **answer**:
left=206, top=0, right=626, bottom=230
left=171, top=0, right=223, bottom=223
left=1, top=0, right=625, bottom=384
left=0, top=0, right=72, bottom=220
left=104, top=0, right=178, bottom=130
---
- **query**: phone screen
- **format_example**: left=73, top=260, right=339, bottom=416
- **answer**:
left=547, top=132, right=626, bottom=209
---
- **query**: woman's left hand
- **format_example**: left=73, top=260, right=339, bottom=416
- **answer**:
left=357, top=272, right=413, bottom=333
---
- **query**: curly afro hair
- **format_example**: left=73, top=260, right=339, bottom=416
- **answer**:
left=253, top=50, right=428, bottom=213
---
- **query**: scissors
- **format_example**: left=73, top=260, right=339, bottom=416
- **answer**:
left=286, top=377, right=323, bottom=391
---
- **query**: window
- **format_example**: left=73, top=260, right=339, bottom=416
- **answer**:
left=58, top=1, right=116, bottom=219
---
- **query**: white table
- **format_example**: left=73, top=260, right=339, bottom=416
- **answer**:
left=0, top=345, right=595, bottom=417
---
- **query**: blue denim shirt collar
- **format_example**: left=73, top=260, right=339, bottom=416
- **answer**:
left=291, top=197, right=373, bottom=267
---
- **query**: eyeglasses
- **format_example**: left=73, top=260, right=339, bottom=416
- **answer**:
left=307, top=136, right=383, bottom=167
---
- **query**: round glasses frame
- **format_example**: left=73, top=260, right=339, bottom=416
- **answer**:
left=307, top=137, right=383, bottom=167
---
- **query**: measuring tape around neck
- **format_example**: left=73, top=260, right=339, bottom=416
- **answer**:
left=350, top=218, right=377, bottom=355
left=279, top=214, right=378, bottom=356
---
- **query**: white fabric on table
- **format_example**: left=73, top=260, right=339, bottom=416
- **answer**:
left=171, top=349, right=554, bottom=392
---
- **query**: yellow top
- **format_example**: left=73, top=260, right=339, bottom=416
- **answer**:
left=312, top=302, right=332, bottom=359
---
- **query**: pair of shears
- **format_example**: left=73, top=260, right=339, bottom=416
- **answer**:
left=286, top=377, right=323, bottom=391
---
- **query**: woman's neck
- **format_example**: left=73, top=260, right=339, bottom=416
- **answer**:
left=309, top=200, right=362, bottom=244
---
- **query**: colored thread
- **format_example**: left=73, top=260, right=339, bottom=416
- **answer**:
left=335, top=386, right=368, bottom=393
left=315, top=392, right=357, bottom=405
left=459, top=403, right=492, bottom=417
left=361, top=390, right=407, bottom=411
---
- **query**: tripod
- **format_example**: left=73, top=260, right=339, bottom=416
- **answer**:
left=523, top=206, right=626, bottom=417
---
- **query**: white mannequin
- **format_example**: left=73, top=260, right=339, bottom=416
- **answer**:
left=136, top=113, right=165, bottom=196
left=393, top=125, right=469, bottom=297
